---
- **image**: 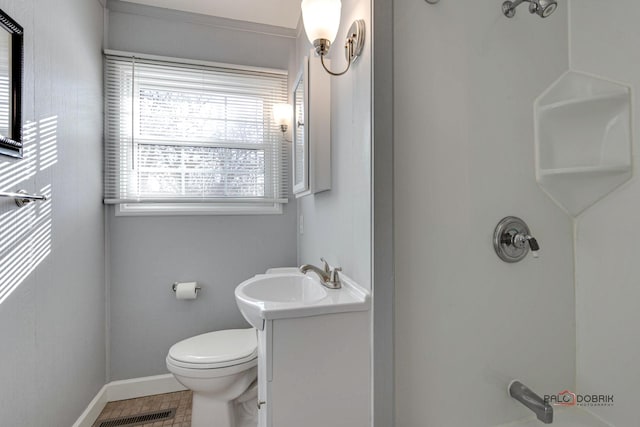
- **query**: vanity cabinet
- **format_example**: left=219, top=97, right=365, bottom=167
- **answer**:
left=235, top=270, right=370, bottom=427
left=256, top=311, right=370, bottom=427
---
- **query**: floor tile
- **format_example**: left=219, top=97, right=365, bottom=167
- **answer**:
left=92, top=391, right=192, bottom=427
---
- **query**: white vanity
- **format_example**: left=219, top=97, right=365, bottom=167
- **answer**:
left=235, top=268, right=370, bottom=427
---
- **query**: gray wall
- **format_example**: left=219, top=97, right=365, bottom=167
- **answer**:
left=106, top=0, right=298, bottom=380
left=394, top=1, right=575, bottom=426
left=0, top=0, right=106, bottom=426
left=293, top=0, right=372, bottom=289
left=290, top=1, right=374, bottom=419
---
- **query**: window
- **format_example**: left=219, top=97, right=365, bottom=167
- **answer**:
left=103, top=52, right=289, bottom=215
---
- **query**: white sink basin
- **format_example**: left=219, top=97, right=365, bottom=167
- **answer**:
left=240, top=274, right=328, bottom=303
left=235, top=270, right=370, bottom=330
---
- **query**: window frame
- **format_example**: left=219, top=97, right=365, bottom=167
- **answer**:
left=115, top=202, right=283, bottom=216
left=103, top=50, right=289, bottom=216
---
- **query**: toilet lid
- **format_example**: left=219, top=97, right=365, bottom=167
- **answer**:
left=168, top=328, right=257, bottom=369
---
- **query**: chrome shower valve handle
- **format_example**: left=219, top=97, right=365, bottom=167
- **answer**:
left=512, top=233, right=540, bottom=258
left=494, top=217, right=541, bottom=262
left=526, top=235, right=540, bottom=258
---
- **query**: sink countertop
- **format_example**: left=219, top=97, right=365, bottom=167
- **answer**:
left=235, top=269, right=370, bottom=330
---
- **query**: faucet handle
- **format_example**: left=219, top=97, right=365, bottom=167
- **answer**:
left=320, top=258, right=342, bottom=286
left=329, top=266, right=342, bottom=284
left=527, top=236, right=540, bottom=258
left=320, top=257, right=330, bottom=273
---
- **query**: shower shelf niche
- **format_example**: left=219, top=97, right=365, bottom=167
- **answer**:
left=534, top=71, right=632, bottom=217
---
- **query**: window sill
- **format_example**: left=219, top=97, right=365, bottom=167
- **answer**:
left=114, top=202, right=284, bottom=216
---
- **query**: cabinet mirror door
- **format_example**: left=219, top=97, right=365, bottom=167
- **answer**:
left=292, top=60, right=308, bottom=194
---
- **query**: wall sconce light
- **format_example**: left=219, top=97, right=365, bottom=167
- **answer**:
left=301, top=0, right=365, bottom=77
left=273, top=103, right=293, bottom=141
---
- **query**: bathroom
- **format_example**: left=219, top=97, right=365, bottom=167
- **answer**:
left=0, top=0, right=637, bottom=426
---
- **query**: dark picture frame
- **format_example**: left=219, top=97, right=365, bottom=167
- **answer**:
left=0, top=9, right=23, bottom=159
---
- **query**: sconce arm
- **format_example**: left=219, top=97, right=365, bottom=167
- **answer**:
left=319, top=41, right=353, bottom=77
left=313, top=19, right=365, bottom=77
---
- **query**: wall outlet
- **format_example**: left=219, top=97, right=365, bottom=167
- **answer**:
left=299, top=215, right=304, bottom=235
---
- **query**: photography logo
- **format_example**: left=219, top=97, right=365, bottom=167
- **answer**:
left=544, top=390, right=613, bottom=407
left=554, top=390, right=576, bottom=406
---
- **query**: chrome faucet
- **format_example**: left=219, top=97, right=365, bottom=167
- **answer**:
left=299, top=258, right=342, bottom=289
left=509, top=380, right=553, bottom=424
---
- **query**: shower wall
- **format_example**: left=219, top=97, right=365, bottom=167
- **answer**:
left=394, top=1, right=575, bottom=426
left=570, top=0, right=640, bottom=424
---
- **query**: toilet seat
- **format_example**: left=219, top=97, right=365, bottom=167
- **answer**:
left=166, top=354, right=257, bottom=379
left=167, top=328, right=258, bottom=370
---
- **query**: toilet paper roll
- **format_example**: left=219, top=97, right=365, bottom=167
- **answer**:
left=175, top=282, right=199, bottom=300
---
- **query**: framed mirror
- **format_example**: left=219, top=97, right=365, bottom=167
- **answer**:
left=292, top=61, right=308, bottom=194
left=0, top=9, right=24, bottom=159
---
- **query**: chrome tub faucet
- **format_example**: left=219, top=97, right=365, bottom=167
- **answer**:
left=509, top=380, right=553, bottom=424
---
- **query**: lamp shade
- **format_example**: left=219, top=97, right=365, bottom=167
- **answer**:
left=273, top=103, right=292, bottom=127
left=301, top=0, right=342, bottom=45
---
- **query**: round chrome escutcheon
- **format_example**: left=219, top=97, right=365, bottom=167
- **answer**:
left=493, top=216, right=531, bottom=263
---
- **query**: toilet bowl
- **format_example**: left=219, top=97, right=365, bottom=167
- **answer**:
left=166, top=328, right=258, bottom=427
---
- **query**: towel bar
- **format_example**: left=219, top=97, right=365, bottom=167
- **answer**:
left=0, top=190, right=48, bottom=207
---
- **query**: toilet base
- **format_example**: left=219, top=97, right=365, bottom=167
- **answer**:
left=235, top=398, right=258, bottom=427
left=190, top=391, right=258, bottom=427
left=167, top=363, right=257, bottom=427
left=191, top=394, right=235, bottom=427
left=235, top=383, right=258, bottom=427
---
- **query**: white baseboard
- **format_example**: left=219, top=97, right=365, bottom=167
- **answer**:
left=104, top=374, right=187, bottom=402
left=71, top=384, right=109, bottom=427
left=72, top=374, right=187, bottom=427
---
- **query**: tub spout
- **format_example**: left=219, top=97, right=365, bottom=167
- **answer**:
left=509, top=380, right=553, bottom=424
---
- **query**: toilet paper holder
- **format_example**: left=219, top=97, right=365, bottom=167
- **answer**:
left=172, top=282, right=202, bottom=293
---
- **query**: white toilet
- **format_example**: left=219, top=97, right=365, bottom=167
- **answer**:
left=166, top=328, right=258, bottom=427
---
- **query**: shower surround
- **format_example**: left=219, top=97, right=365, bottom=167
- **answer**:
left=395, top=0, right=639, bottom=425
left=394, top=1, right=574, bottom=425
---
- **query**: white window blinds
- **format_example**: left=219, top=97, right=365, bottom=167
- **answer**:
left=104, top=53, right=289, bottom=206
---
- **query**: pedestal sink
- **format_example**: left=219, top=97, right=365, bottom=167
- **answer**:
left=234, top=270, right=369, bottom=330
